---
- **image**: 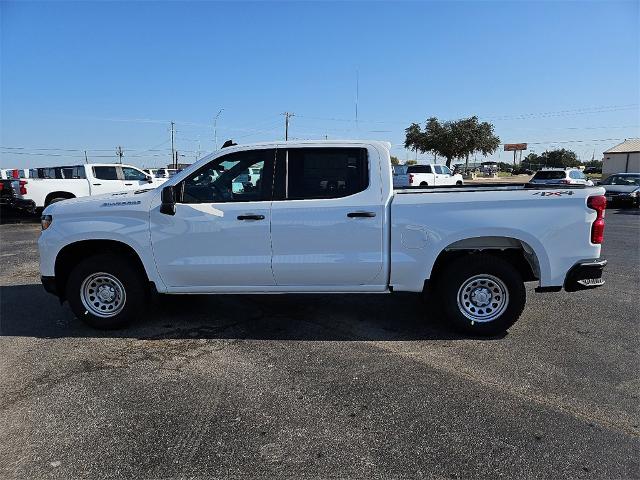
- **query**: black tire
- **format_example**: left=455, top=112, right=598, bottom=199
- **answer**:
left=420, top=181, right=428, bottom=186
left=456, top=181, right=463, bottom=186
left=437, top=254, right=526, bottom=336
left=66, top=253, right=146, bottom=329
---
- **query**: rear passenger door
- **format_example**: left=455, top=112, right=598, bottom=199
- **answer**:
left=270, top=146, right=385, bottom=287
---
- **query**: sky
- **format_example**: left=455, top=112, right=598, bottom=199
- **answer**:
left=1, top=0, right=639, bottom=169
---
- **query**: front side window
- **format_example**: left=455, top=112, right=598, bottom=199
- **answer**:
left=93, top=166, right=118, bottom=180
left=569, top=170, right=585, bottom=180
left=122, top=167, right=148, bottom=181
left=434, top=165, right=444, bottom=174
left=441, top=165, right=452, bottom=175
left=181, top=149, right=274, bottom=204
left=284, top=147, right=368, bottom=200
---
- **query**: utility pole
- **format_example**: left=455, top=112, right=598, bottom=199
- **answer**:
left=170, top=121, right=175, bottom=167
left=355, top=69, right=359, bottom=130
left=116, top=146, right=123, bottom=164
left=84, top=150, right=89, bottom=164
left=214, top=109, right=224, bottom=150
left=283, top=112, right=294, bottom=141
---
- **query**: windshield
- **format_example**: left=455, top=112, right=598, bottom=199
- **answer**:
left=602, top=174, right=640, bottom=186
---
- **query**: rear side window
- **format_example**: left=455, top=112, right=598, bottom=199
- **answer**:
left=532, top=171, right=566, bottom=180
left=93, top=166, right=119, bottom=180
left=407, top=165, right=432, bottom=174
left=285, top=148, right=368, bottom=200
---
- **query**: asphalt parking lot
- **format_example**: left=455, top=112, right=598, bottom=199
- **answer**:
left=0, top=208, right=638, bottom=479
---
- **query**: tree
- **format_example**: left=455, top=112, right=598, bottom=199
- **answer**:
left=404, top=123, right=422, bottom=160
left=390, top=156, right=401, bottom=166
left=405, top=159, right=417, bottom=165
left=540, top=149, right=580, bottom=168
left=404, top=116, right=500, bottom=168
left=455, top=116, right=500, bottom=169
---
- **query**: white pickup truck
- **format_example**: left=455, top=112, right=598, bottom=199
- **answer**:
left=407, top=163, right=464, bottom=187
left=12, top=163, right=168, bottom=212
left=38, top=140, right=607, bottom=335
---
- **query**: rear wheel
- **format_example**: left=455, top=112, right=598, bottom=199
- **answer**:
left=66, top=253, right=146, bottom=329
left=437, top=254, right=526, bottom=336
left=420, top=181, right=428, bottom=186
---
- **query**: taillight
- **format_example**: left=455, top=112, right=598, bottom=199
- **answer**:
left=12, top=169, right=19, bottom=179
left=0, top=183, right=3, bottom=191
left=409, top=174, right=414, bottom=185
left=19, top=180, right=27, bottom=195
left=587, top=195, right=606, bottom=244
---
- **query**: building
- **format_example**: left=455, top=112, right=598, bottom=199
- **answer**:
left=602, top=138, right=640, bottom=176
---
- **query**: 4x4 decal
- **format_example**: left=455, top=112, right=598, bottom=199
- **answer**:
left=532, top=191, right=575, bottom=197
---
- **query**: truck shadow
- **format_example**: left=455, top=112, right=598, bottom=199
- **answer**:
left=0, top=284, right=503, bottom=341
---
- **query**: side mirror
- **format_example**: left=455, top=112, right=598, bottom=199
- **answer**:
left=146, top=175, right=154, bottom=183
left=160, top=186, right=176, bottom=215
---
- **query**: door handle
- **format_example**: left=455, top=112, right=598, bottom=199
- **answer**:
left=124, top=183, right=133, bottom=186
left=237, top=214, right=265, bottom=221
left=92, top=183, right=102, bottom=186
left=347, top=211, right=376, bottom=218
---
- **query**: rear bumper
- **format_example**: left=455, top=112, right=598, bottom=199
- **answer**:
left=563, top=259, right=607, bottom=292
left=12, top=198, right=36, bottom=211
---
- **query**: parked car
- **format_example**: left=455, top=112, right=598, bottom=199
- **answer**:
left=407, top=164, right=464, bottom=186
left=599, top=173, right=640, bottom=208
left=584, top=166, right=602, bottom=175
left=529, top=168, right=594, bottom=186
left=39, top=140, right=607, bottom=336
left=392, top=165, right=410, bottom=188
left=12, top=163, right=168, bottom=212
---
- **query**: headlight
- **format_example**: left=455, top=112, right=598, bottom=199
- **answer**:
left=41, top=215, right=52, bottom=231
left=630, top=189, right=639, bottom=198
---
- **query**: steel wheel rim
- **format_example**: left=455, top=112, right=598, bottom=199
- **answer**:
left=456, top=274, right=509, bottom=323
left=80, top=272, right=126, bottom=318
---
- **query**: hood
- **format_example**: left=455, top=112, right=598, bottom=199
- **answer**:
left=43, top=188, right=157, bottom=215
left=602, top=184, right=639, bottom=193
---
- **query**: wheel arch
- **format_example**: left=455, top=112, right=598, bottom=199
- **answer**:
left=54, top=239, right=151, bottom=300
left=427, top=235, right=544, bottom=289
left=44, top=191, right=76, bottom=207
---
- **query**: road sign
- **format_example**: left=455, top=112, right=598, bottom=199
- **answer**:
left=504, top=143, right=528, bottom=151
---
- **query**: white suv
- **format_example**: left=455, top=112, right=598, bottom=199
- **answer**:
left=529, top=168, right=594, bottom=186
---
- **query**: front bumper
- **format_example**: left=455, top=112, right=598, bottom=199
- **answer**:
left=563, top=259, right=607, bottom=292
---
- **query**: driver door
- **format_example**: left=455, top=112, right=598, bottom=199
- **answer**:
left=150, top=148, right=276, bottom=289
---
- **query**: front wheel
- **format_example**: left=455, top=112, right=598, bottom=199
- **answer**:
left=66, top=253, right=146, bottom=329
left=437, top=254, right=526, bottom=336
